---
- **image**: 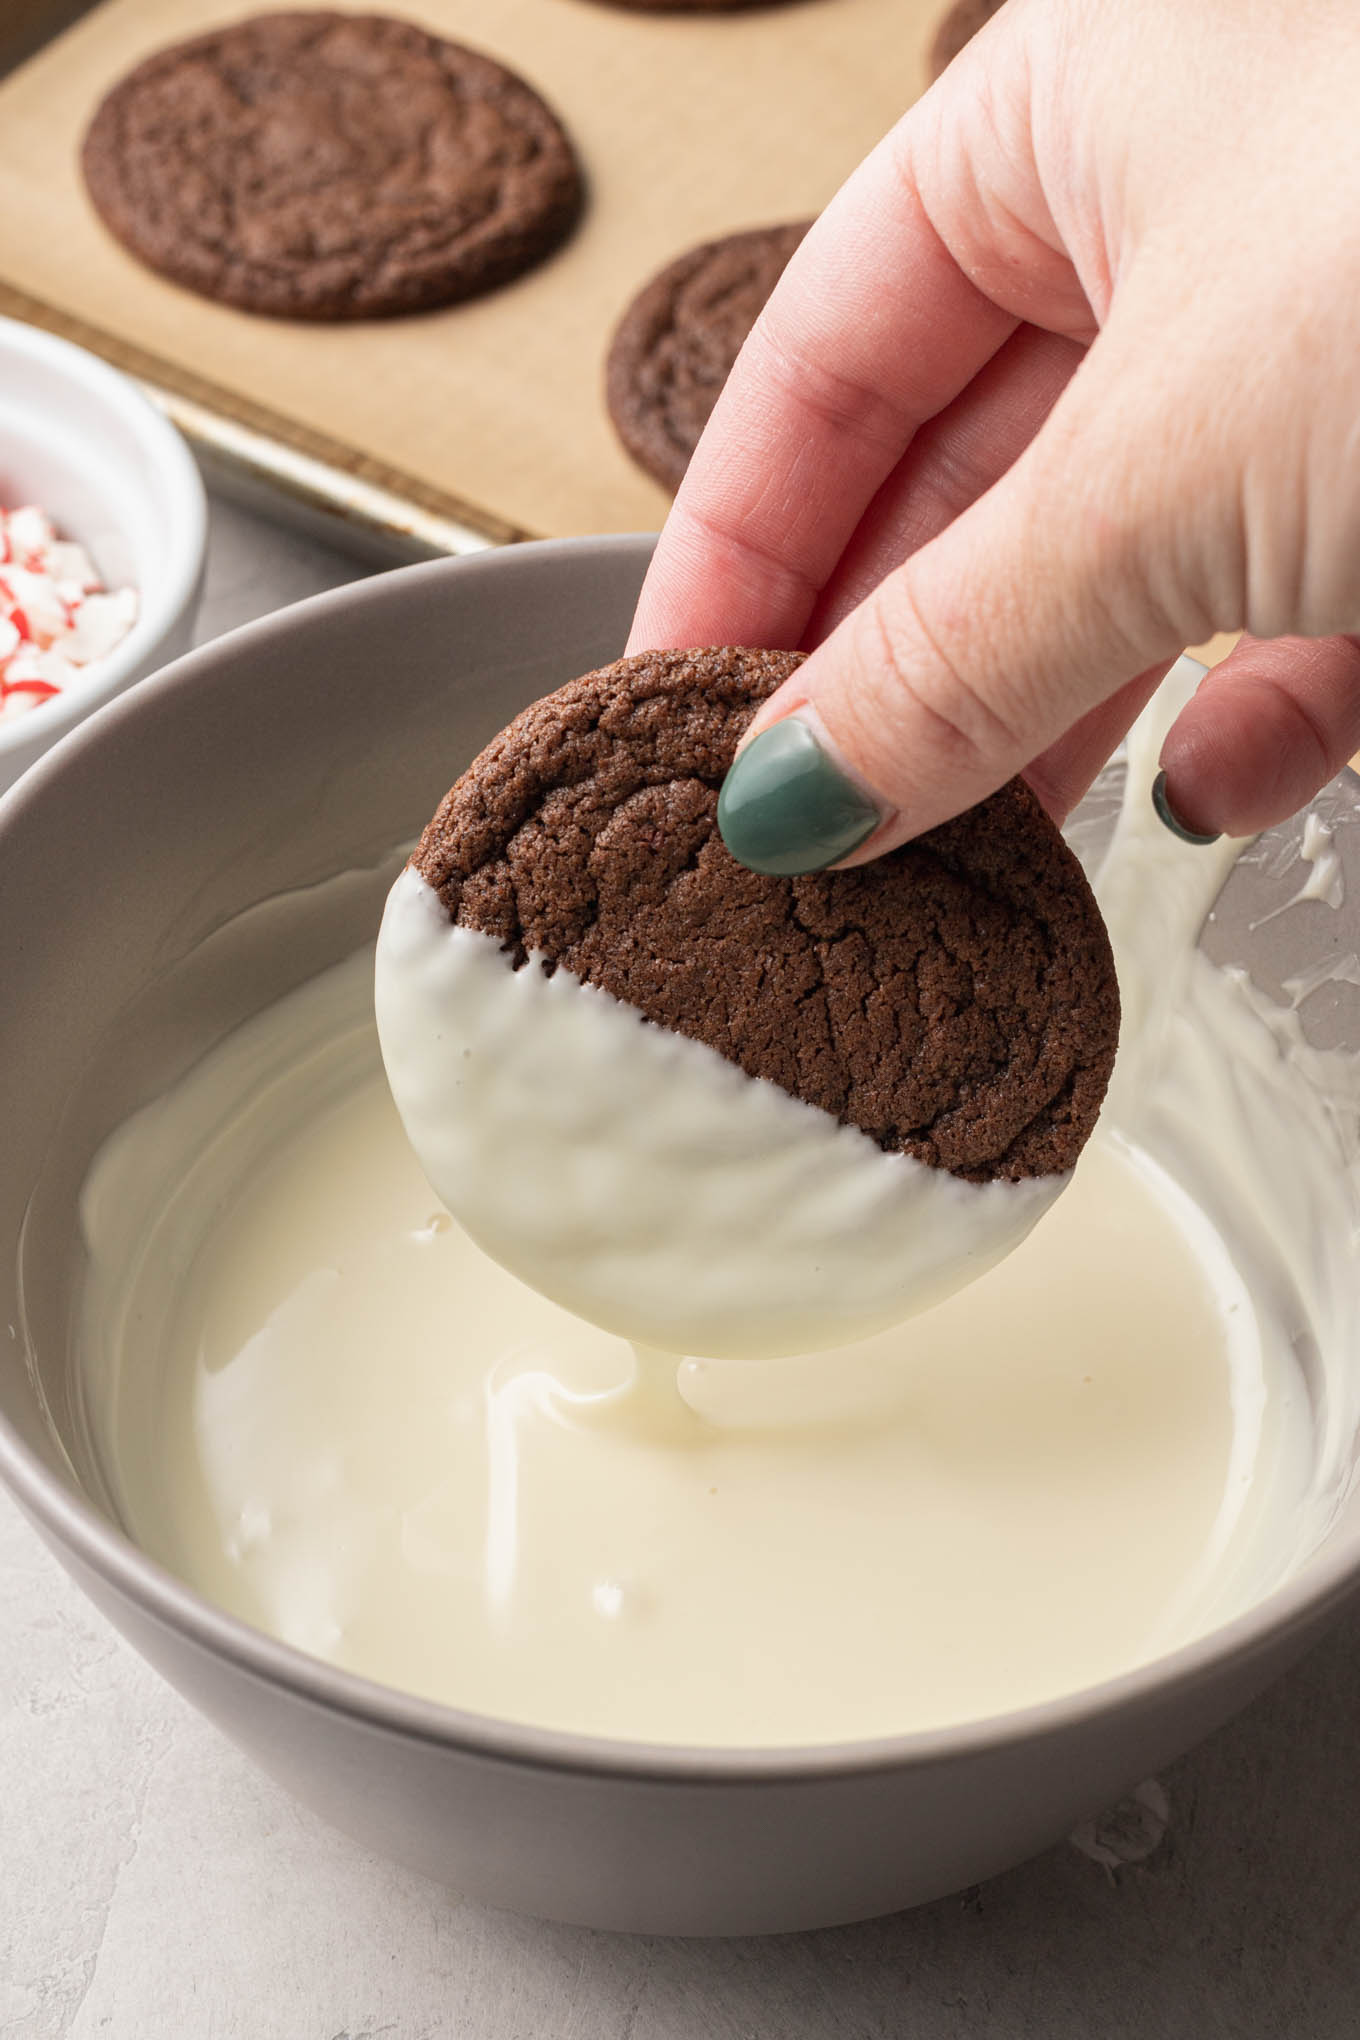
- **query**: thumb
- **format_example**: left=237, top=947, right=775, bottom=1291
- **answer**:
left=716, top=335, right=1199, bottom=874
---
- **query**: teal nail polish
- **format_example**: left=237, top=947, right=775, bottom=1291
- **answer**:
left=718, top=718, right=883, bottom=875
left=1151, top=770, right=1221, bottom=846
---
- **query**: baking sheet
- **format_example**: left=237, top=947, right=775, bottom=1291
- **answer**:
left=0, top=0, right=936, bottom=546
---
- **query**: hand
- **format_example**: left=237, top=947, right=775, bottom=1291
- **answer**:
left=627, top=0, right=1360, bottom=871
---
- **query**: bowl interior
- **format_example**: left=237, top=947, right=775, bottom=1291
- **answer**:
left=0, top=538, right=651, bottom=1485
left=2, top=533, right=1359, bottom=1762
left=0, top=349, right=142, bottom=590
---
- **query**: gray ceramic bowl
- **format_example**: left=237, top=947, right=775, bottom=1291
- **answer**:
left=2, top=536, right=1359, bottom=1937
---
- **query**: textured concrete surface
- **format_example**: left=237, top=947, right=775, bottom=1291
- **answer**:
left=4, top=494, right=1360, bottom=2036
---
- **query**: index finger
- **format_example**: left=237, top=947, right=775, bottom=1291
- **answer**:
left=626, top=115, right=1018, bottom=657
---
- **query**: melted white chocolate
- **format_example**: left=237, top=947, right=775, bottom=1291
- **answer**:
left=77, top=951, right=1304, bottom=1744
left=72, top=658, right=1360, bottom=1747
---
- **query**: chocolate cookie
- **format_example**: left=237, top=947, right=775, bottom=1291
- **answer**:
left=606, top=222, right=808, bottom=491
left=926, top=0, right=1006, bottom=81
left=81, top=11, right=583, bottom=320
left=412, top=647, right=1119, bottom=1183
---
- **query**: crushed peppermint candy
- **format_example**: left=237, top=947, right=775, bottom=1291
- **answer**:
left=0, top=504, right=138, bottom=722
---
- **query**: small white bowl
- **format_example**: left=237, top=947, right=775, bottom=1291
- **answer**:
left=0, top=316, right=207, bottom=794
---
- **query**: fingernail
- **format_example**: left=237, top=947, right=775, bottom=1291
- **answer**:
left=718, top=716, right=885, bottom=875
left=1151, top=770, right=1222, bottom=846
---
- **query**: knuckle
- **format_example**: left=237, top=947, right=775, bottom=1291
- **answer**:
left=749, top=311, right=911, bottom=464
left=1261, top=670, right=1347, bottom=788
left=850, top=576, right=1029, bottom=785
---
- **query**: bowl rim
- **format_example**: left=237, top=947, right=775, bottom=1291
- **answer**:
left=1, top=533, right=1358, bottom=1786
left=0, top=314, right=207, bottom=757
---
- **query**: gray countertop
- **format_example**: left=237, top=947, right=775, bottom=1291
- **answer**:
left=4, top=493, right=1359, bottom=2038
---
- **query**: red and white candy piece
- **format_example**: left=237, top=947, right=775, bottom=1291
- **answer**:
left=0, top=504, right=138, bottom=722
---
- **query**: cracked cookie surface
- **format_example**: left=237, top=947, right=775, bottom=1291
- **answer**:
left=606, top=223, right=808, bottom=492
left=412, top=646, right=1119, bottom=1182
left=82, top=10, right=583, bottom=319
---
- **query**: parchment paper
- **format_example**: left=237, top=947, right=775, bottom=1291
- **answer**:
left=0, top=0, right=938, bottom=539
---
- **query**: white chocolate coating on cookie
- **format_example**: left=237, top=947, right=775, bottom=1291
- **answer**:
left=375, top=867, right=1059, bottom=1359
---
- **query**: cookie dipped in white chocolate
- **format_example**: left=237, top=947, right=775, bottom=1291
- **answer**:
left=375, top=867, right=1060, bottom=1359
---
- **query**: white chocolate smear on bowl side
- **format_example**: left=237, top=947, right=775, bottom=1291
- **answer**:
left=75, top=660, right=1360, bottom=1747
left=374, top=867, right=1060, bottom=1360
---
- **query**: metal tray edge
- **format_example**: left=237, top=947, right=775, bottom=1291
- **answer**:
left=0, top=277, right=526, bottom=561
